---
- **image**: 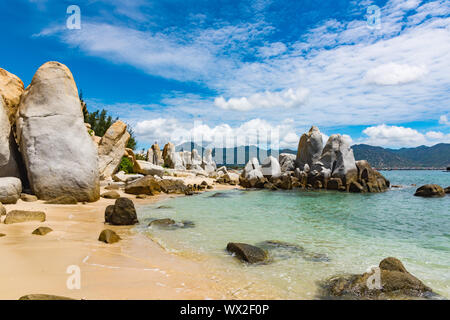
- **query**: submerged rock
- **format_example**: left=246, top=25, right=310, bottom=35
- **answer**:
left=32, top=226, right=53, bottom=235
left=414, top=184, right=445, bottom=198
left=104, top=197, right=138, bottom=225
left=318, top=257, right=438, bottom=300
left=4, top=210, right=46, bottom=224
left=98, top=229, right=121, bottom=244
left=148, top=218, right=176, bottom=227
left=226, top=242, right=269, bottom=264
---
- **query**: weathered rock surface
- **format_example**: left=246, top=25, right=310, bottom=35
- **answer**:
left=158, top=178, right=188, bottom=194
left=112, top=171, right=143, bottom=183
left=201, top=148, right=216, bottom=173
left=279, top=153, right=296, bottom=172
left=148, top=218, right=176, bottom=227
left=146, top=143, right=163, bottom=166
left=319, top=134, right=357, bottom=187
left=16, top=61, right=99, bottom=202
left=32, top=226, right=53, bottom=235
left=44, top=195, right=77, bottom=205
left=98, top=229, right=121, bottom=243
left=261, top=156, right=281, bottom=178
left=98, top=120, right=130, bottom=179
left=135, top=160, right=164, bottom=177
left=124, top=176, right=161, bottom=195
left=104, top=197, right=138, bottom=225
left=318, top=257, right=438, bottom=299
left=0, top=67, right=24, bottom=125
left=355, top=160, right=390, bottom=193
left=163, top=142, right=185, bottom=170
left=226, top=242, right=269, bottom=264
left=0, top=98, right=21, bottom=178
left=0, top=177, right=22, bottom=204
left=101, top=190, right=121, bottom=199
left=0, top=202, right=5, bottom=215
left=445, top=186, right=450, bottom=194
left=414, top=184, right=445, bottom=198
left=4, top=210, right=45, bottom=224
left=296, top=126, right=324, bottom=170
left=20, top=193, right=38, bottom=202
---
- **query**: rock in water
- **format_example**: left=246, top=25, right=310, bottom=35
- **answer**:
left=16, top=61, right=99, bottom=202
left=261, top=156, right=281, bottom=178
left=0, top=67, right=24, bottom=125
left=0, top=177, right=22, bottom=204
left=355, top=160, right=390, bottom=192
left=318, top=257, right=437, bottom=299
left=296, top=126, right=324, bottom=170
left=444, top=186, right=450, bottom=194
left=98, top=120, right=130, bottom=179
left=0, top=97, right=21, bottom=178
left=4, top=210, right=46, bottom=224
left=226, top=242, right=268, bottom=264
left=98, top=229, right=121, bottom=243
left=104, top=197, right=138, bottom=225
left=32, top=226, right=53, bottom=235
left=414, top=184, right=445, bottom=198
left=319, top=134, right=357, bottom=187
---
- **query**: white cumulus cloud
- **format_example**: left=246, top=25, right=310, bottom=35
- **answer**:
left=439, top=115, right=450, bottom=125
left=364, top=62, right=428, bottom=85
left=214, top=87, right=309, bottom=111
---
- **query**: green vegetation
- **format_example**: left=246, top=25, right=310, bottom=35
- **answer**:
left=80, top=91, right=137, bottom=150
left=118, top=157, right=134, bottom=174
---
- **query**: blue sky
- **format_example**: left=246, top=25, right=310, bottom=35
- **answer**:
left=1, top=0, right=449, bottom=150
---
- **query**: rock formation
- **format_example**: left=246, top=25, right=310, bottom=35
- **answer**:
left=0, top=67, right=24, bottom=125
left=279, top=153, right=296, bottom=172
left=163, top=142, right=185, bottom=170
left=201, top=148, right=216, bottom=173
left=0, top=98, right=21, bottom=178
left=0, top=177, right=22, bottom=204
left=260, top=156, right=281, bottom=178
left=98, top=120, right=130, bottom=179
left=414, top=184, right=445, bottom=198
left=146, top=143, right=163, bottom=166
left=296, top=126, right=323, bottom=170
left=16, top=62, right=99, bottom=202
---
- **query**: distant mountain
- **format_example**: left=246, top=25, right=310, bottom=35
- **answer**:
left=175, top=142, right=450, bottom=168
left=353, top=143, right=450, bottom=168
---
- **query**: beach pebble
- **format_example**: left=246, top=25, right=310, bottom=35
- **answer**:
left=32, top=226, right=53, bottom=236
left=98, top=229, right=121, bottom=244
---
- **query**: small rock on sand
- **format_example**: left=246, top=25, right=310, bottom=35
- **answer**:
left=4, top=210, right=46, bottom=224
left=98, top=229, right=121, bottom=244
left=44, top=195, right=78, bottom=204
left=101, top=191, right=121, bottom=199
left=32, top=226, right=53, bottom=235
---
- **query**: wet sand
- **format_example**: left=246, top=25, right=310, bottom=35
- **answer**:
left=0, top=181, right=282, bottom=300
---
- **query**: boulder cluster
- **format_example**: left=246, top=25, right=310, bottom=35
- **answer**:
left=239, top=126, right=390, bottom=193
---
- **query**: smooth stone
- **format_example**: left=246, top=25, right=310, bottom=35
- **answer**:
left=98, top=229, right=121, bottom=244
left=104, top=197, right=138, bottom=225
left=20, top=193, right=38, bottom=202
left=226, top=242, right=268, bottom=264
left=44, top=195, right=77, bottom=204
left=32, top=226, right=53, bottom=235
left=4, top=210, right=46, bottom=224
left=414, top=184, right=445, bottom=197
left=101, top=191, right=121, bottom=199
left=0, top=177, right=22, bottom=204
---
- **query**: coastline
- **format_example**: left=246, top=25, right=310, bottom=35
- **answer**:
left=0, top=183, right=283, bottom=300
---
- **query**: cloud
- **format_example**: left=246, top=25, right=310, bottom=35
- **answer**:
left=361, top=124, right=450, bottom=147
left=439, top=115, right=450, bottom=125
left=214, top=87, right=309, bottom=111
left=364, top=63, right=428, bottom=85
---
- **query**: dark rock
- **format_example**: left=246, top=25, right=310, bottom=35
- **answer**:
left=4, top=210, right=46, bottom=224
left=326, top=178, right=342, bottom=190
left=101, top=191, right=121, bottom=199
left=19, top=294, right=75, bottom=300
left=349, top=181, right=364, bottom=193
left=209, top=192, right=230, bottom=198
left=32, top=226, right=53, bottom=235
left=104, top=198, right=138, bottom=225
left=158, top=179, right=188, bottom=194
left=414, top=184, right=445, bottom=197
left=136, top=194, right=147, bottom=199
left=318, top=257, right=437, bottom=299
left=156, top=205, right=173, bottom=209
left=44, top=195, right=77, bottom=205
left=226, top=242, right=268, bottom=264
left=444, top=186, right=449, bottom=194
left=180, top=220, right=195, bottom=228
left=98, top=229, right=121, bottom=244
left=148, top=218, right=176, bottom=227
left=0, top=233, right=5, bottom=237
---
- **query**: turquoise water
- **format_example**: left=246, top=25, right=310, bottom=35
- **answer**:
left=137, top=170, right=450, bottom=299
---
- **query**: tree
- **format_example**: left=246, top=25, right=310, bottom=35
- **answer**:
left=80, top=91, right=138, bottom=150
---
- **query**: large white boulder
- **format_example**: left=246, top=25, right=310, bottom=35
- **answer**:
left=0, top=98, right=21, bottom=178
left=260, top=156, right=281, bottom=178
left=296, top=126, right=324, bottom=170
left=242, top=157, right=261, bottom=178
left=319, top=134, right=357, bottom=184
left=201, top=148, right=216, bottom=173
left=279, top=153, right=296, bottom=172
left=0, top=177, right=22, bottom=204
left=98, top=120, right=130, bottom=179
left=112, top=170, right=143, bottom=183
left=162, top=142, right=185, bottom=170
left=135, top=160, right=164, bottom=177
left=16, top=61, right=100, bottom=202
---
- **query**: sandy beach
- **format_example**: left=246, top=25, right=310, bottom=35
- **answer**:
left=0, top=182, right=283, bottom=300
